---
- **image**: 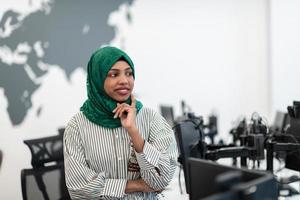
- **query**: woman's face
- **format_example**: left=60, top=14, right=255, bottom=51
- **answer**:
left=104, top=60, right=134, bottom=102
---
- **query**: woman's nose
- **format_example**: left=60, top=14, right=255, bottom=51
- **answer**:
left=118, top=74, right=129, bottom=84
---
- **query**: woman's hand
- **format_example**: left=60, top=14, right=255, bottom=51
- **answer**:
left=125, top=179, right=162, bottom=193
left=113, top=95, right=137, bottom=131
left=113, top=95, right=145, bottom=153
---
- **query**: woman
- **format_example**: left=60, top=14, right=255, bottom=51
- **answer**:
left=63, top=46, right=178, bottom=199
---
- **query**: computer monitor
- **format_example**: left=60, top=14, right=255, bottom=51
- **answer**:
left=188, top=158, right=278, bottom=200
left=173, top=121, right=201, bottom=193
left=159, top=105, right=175, bottom=127
left=285, top=116, right=300, bottom=172
left=284, top=101, right=300, bottom=171
left=271, top=111, right=288, bottom=134
left=286, top=117, right=300, bottom=141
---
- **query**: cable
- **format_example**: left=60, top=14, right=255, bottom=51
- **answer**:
left=275, top=158, right=285, bottom=173
left=178, top=164, right=183, bottom=194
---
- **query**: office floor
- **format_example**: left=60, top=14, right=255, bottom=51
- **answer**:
left=162, top=166, right=189, bottom=200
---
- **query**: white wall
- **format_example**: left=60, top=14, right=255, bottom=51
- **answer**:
left=124, top=0, right=269, bottom=139
left=270, top=0, right=300, bottom=116
left=0, top=0, right=278, bottom=199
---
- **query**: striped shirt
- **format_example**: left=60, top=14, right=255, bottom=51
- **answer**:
left=63, top=107, right=178, bottom=200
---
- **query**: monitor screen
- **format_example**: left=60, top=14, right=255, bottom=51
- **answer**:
left=272, top=111, right=288, bottom=133
left=188, top=158, right=278, bottom=200
left=159, top=105, right=175, bottom=127
left=285, top=117, right=300, bottom=171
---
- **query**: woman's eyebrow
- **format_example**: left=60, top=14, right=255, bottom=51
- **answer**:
left=109, top=68, right=119, bottom=71
left=110, top=67, right=132, bottom=71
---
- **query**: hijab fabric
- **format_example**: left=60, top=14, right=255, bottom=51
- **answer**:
left=80, top=46, right=143, bottom=128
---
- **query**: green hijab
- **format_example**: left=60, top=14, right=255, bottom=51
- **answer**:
left=80, top=46, right=143, bottom=128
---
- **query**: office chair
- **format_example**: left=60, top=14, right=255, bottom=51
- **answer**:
left=21, top=132, right=71, bottom=200
left=173, top=120, right=202, bottom=193
left=23, top=134, right=64, bottom=168
left=21, top=162, right=70, bottom=200
left=58, top=127, right=65, bottom=137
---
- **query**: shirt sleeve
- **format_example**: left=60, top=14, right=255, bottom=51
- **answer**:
left=63, top=116, right=127, bottom=199
left=135, top=111, right=178, bottom=190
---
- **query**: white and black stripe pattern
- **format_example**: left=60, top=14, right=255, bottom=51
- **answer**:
left=64, top=107, right=178, bottom=200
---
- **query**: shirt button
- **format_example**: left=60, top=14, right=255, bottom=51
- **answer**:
left=118, top=157, right=122, bottom=161
left=115, top=135, right=119, bottom=139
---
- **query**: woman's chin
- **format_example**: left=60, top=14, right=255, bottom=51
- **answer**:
left=115, top=96, right=130, bottom=103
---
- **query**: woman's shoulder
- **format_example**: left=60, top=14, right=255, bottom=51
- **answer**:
left=139, top=107, right=158, bottom=117
left=66, top=111, right=87, bottom=125
left=138, top=107, right=166, bottom=122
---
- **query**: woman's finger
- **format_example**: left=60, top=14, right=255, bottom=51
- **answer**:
left=131, top=95, right=136, bottom=107
left=112, top=103, right=120, bottom=113
left=113, top=103, right=127, bottom=118
left=118, top=106, right=131, bottom=118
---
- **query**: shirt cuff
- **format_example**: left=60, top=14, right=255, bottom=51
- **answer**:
left=101, top=178, right=127, bottom=198
left=135, top=141, right=161, bottom=170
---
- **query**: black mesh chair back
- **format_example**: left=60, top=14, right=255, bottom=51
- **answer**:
left=57, top=128, right=65, bottom=137
left=21, top=131, right=70, bottom=200
left=21, top=162, right=70, bottom=200
left=24, top=134, right=64, bottom=168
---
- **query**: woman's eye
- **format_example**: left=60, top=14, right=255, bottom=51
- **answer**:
left=126, top=71, right=133, bottom=76
left=108, top=73, right=117, bottom=77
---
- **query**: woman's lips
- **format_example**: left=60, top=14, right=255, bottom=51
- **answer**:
left=115, top=88, right=130, bottom=95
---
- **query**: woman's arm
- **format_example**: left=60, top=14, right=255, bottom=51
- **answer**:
left=134, top=112, right=178, bottom=190
left=125, top=179, right=158, bottom=193
left=64, top=117, right=127, bottom=199
left=114, top=96, right=178, bottom=191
